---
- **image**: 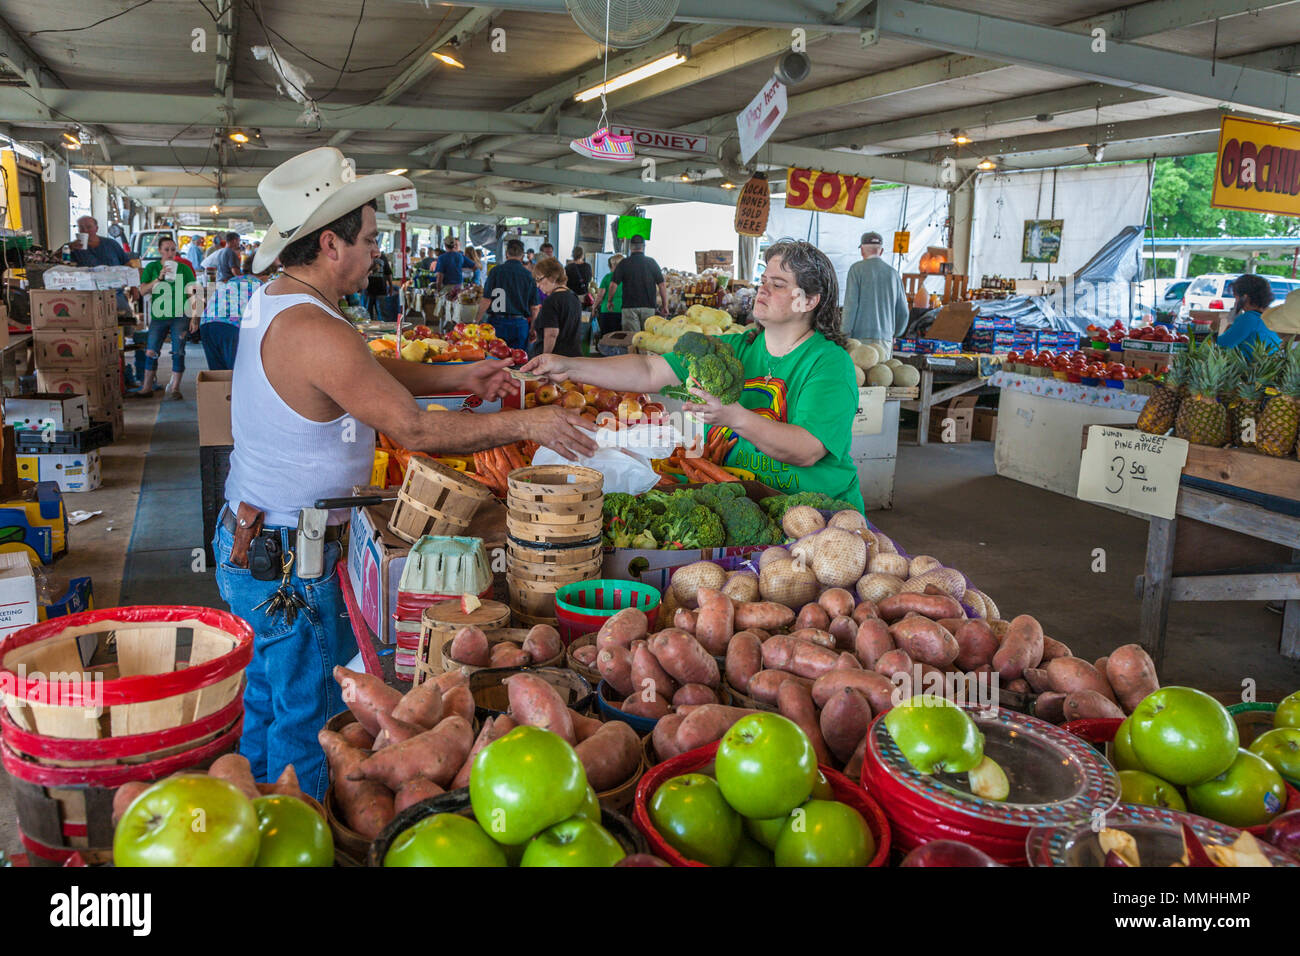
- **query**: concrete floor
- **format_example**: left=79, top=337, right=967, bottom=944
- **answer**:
left=3, top=417, right=1298, bottom=860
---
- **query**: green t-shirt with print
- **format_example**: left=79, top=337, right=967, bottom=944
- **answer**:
left=663, top=329, right=863, bottom=511
left=141, top=259, right=196, bottom=320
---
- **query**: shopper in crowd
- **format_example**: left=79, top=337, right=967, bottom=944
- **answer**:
left=1220, top=274, right=1282, bottom=352
left=201, top=237, right=227, bottom=273
left=608, top=235, right=666, bottom=332
left=533, top=256, right=584, bottom=357
left=525, top=248, right=536, bottom=265
left=841, top=231, right=908, bottom=360
left=565, top=245, right=593, bottom=300
left=1265, top=289, right=1300, bottom=346
left=434, top=236, right=472, bottom=293
left=417, top=246, right=435, bottom=272
left=133, top=236, right=197, bottom=400
left=462, top=244, right=483, bottom=287
left=70, top=215, right=135, bottom=315
left=197, top=259, right=272, bottom=371
left=591, top=253, right=624, bottom=340
left=477, top=238, right=540, bottom=350
left=539, top=242, right=555, bottom=260
left=363, top=253, right=392, bottom=320
left=526, top=239, right=863, bottom=510
left=178, top=235, right=199, bottom=267
left=215, top=231, right=242, bottom=281
left=215, top=148, right=596, bottom=801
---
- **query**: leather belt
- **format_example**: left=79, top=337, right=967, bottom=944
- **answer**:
left=220, top=507, right=343, bottom=548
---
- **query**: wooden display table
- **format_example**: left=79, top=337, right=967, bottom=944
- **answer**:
left=897, top=353, right=1001, bottom=446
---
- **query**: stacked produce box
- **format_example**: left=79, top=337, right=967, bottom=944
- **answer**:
left=30, top=290, right=125, bottom=443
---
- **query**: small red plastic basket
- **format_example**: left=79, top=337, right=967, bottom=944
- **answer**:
left=632, top=741, right=890, bottom=867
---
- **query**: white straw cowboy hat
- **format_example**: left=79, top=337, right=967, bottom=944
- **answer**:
left=1264, top=289, right=1300, bottom=337
left=253, top=147, right=412, bottom=273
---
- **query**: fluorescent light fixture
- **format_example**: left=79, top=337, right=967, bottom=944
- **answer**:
left=721, top=182, right=736, bottom=189
left=976, top=158, right=997, bottom=170
left=431, top=51, right=465, bottom=68
left=388, top=168, right=409, bottom=175
left=574, top=53, right=687, bottom=103
left=62, top=130, right=81, bottom=149
left=228, top=130, right=250, bottom=144
left=950, top=129, right=973, bottom=145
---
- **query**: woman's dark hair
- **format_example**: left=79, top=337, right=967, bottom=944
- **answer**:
left=749, top=239, right=846, bottom=349
left=571, top=245, right=584, bottom=260
left=279, top=199, right=376, bottom=267
left=1232, top=273, right=1274, bottom=311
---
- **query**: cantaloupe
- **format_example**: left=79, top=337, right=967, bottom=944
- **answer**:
left=893, top=364, right=920, bottom=387
left=866, top=364, right=894, bottom=387
left=885, top=358, right=904, bottom=371
left=854, top=365, right=866, bottom=386
left=849, top=344, right=880, bottom=369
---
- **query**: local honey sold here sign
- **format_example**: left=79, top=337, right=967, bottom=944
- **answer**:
left=784, top=167, right=871, bottom=218
left=1212, top=116, right=1300, bottom=218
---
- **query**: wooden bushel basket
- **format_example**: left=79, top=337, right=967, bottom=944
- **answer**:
left=505, top=465, right=603, bottom=544
left=413, top=599, right=511, bottom=686
left=388, top=456, right=494, bottom=544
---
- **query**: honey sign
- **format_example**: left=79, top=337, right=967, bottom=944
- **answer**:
left=734, top=173, right=770, bottom=237
left=1211, top=115, right=1300, bottom=218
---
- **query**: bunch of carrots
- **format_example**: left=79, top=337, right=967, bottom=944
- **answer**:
left=468, top=441, right=540, bottom=497
left=655, top=429, right=740, bottom=487
left=378, top=433, right=429, bottom=487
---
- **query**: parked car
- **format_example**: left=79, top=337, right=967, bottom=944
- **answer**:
left=1179, top=273, right=1300, bottom=320
left=1155, top=279, right=1191, bottom=323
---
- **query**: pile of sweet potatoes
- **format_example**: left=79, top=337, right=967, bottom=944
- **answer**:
left=110, top=755, right=311, bottom=826
left=1020, top=643, right=1160, bottom=723
left=447, top=623, right=564, bottom=670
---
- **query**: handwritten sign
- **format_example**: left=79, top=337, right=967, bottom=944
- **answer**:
left=384, top=188, right=418, bottom=215
left=734, top=174, right=770, bottom=237
left=852, top=386, right=886, bottom=436
left=737, top=77, right=787, bottom=163
left=893, top=231, right=910, bottom=254
left=1077, top=426, right=1189, bottom=520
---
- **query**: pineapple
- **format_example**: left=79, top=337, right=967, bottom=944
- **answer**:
left=1229, top=343, right=1282, bottom=448
left=1173, top=341, right=1233, bottom=447
left=1256, top=346, right=1300, bottom=457
left=1136, top=347, right=1189, bottom=435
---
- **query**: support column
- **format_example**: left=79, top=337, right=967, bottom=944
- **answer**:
left=45, top=156, right=71, bottom=248
left=950, top=181, right=975, bottom=277
left=1175, top=246, right=1191, bottom=279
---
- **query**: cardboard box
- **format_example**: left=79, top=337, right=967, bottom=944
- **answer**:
left=33, top=330, right=118, bottom=370
left=5, top=394, right=90, bottom=432
left=36, top=369, right=117, bottom=410
left=197, top=370, right=234, bottom=446
left=0, top=481, right=68, bottom=565
left=0, top=551, right=38, bottom=638
left=29, top=290, right=117, bottom=330
left=928, top=395, right=977, bottom=443
left=926, top=302, right=977, bottom=344
left=694, top=250, right=734, bottom=272
left=972, top=408, right=998, bottom=442
left=15, top=450, right=101, bottom=492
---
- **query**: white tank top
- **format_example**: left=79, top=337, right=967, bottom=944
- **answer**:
left=224, top=288, right=376, bottom=527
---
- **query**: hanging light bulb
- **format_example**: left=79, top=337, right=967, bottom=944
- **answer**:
left=976, top=158, right=998, bottom=171
left=950, top=129, right=973, bottom=145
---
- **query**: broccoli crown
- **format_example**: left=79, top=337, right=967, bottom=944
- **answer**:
left=672, top=333, right=745, bottom=405
left=650, top=505, right=725, bottom=550
left=603, top=492, right=655, bottom=546
left=641, top=490, right=676, bottom=515
left=714, top=496, right=781, bottom=546
left=665, top=490, right=699, bottom=516
left=761, top=491, right=858, bottom=522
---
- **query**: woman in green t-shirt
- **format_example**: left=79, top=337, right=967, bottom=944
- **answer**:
left=523, top=240, right=862, bottom=511
left=134, top=236, right=198, bottom=400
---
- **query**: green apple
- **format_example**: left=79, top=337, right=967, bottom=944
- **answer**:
left=520, top=817, right=625, bottom=867
left=470, top=726, right=588, bottom=845
left=1186, top=749, right=1287, bottom=829
left=575, top=784, right=602, bottom=823
left=744, top=814, right=788, bottom=851
left=774, top=799, right=875, bottom=867
left=884, top=696, right=984, bottom=774
left=384, top=813, right=507, bottom=867
left=1128, top=686, right=1238, bottom=786
left=252, top=795, right=333, bottom=867
left=810, top=769, right=834, bottom=800
left=1249, top=728, right=1300, bottom=783
left=114, top=774, right=260, bottom=867
left=649, top=773, right=741, bottom=866
left=731, top=833, right=774, bottom=867
left=715, top=713, right=817, bottom=819
left=1118, top=769, right=1186, bottom=812
left=1112, top=717, right=1146, bottom=772
left=1276, top=691, right=1300, bottom=730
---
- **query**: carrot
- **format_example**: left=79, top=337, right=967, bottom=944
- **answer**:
left=493, top=446, right=516, bottom=477
left=693, top=458, right=740, bottom=482
left=503, top=443, right=526, bottom=471
left=655, top=473, right=678, bottom=489
left=378, top=433, right=396, bottom=453
left=465, top=471, right=496, bottom=490
left=679, top=458, right=709, bottom=483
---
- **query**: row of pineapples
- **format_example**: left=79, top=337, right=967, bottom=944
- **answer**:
left=1136, top=339, right=1300, bottom=454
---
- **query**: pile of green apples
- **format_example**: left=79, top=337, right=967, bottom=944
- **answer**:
left=114, top=776, right=333, bottom=867
left=648, top=712, right=877, bottom=867
left=1114, top=687, right=1298, bottom=829
left=385, top=726, right=634, bottom=867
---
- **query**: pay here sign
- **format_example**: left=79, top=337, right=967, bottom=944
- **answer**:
left=1211, top=115, right=1300, bottom=218
left=784, top=167, right=871, bottom=218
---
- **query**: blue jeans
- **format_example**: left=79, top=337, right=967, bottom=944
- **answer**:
left=491, top=316, right=529, bottom=351
left=200, top=322, right=239, bottom=371
left=213, top=520, right=358, bottom=802
left=144, top=317, right=189, bottom=373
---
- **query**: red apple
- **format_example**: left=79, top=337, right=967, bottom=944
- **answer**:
left=1264, top=810, right=1300, bottom=860
left=900, top=840, right=1002, bottom=867
left=536, top=383, right=559, bottom=405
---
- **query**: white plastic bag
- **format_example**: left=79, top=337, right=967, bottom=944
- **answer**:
left=530, top=422, right=683, bottom=495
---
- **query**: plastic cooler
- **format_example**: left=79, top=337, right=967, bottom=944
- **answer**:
left=554, top=579, right=661, bottom=646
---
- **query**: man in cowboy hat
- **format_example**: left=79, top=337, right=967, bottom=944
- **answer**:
left=216, top=147, right=597, bottom=800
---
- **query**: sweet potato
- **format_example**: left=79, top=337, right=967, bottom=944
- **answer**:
left=1007, top=678, right=1030, bottom=694
left=1063, top=689, right=1124, bottom=722
left=760, top=635, right=840, bottom=680
left=854, top=617, right=894, bottom=670
left=778, top=680, right=832, bottom=766
left=732, top=601, right=796, bottom=632
left=673, top=683, right=717, bottom=707
left=490, top=642, right=531, bottom=668
left=210, top=753, right=260, bottom=801
left=392, top=679, right=443, bottom=730
left=1106, top=644, right=1159, bottom=713
left=819, top=687, right=874, bottom=763
left=1035, top=691, right=1067, bottom=724
left=947, top=619, right=995, bottom=672
left=443, top=684, right=475, bottom=723
left=889, top=616, right=959, bottom=668
left=991, top=614, right=1044, bottom=681
left=507, top=673, right=576, bottom=743
left=596, top=607, right=649, bottom=650
left=874, top=648, right=915, bottom=683
left=575, top=721, right=642, bottom=791
left=394, top=777, right=446, bottom=813
left=795, top=602, right=831, bottom=632
left=622, top=690, right=672, bottom=719
left=338, top=721, right=375, bottom=750
left=449, top=626, right=491, bottom=667
left=521, top=624, right=563, bottom=663
left=721, top=571, right=760, bottom=604
left=673, top=607, right=698, bottom=634
left=648, top=629, right=720, bottom=688
left=844, top=734, right=868, bottom=780
left=631, top=643, right=678, bottom=700
left=811, top=669, right=896, bottom=714
left=747, top=669, right=811, bottom=704
left=333, top=665, right=402, bottom=736
left=652, top=713, right=685, bottom=763
left=375, top=709, right=426, bottom=746
left=694, top=587, right=735, bottom=656
left=434, top=669, right=468, bottom=693
left=876, top=592, right=964, bottom=623
left=570, top=710, right=604, bottom=742
left=835, top=651, right=862, bottom=670
left=1023, top=667, right=1053, bottom=694
left=675, top=704, right=758, bottom=752
left=818, top=587, right=856, bottom=620
left=112, top=781, right=151, bottom=825
left=827, top=616, right=858, bottom=652
left=573, top=643, right=599, bottom=666
left=349, top=715, right=474, bottom=790
left=597, top=645, right=634, bottom=697
left=936, top=617, right=966, bottom=634
left=790, top=627, right=837, bottom=649
left=1040, top=635, right=1073, bottom=662
left=1046, top=657, right=1116, bottom=702
left=451, top=716, right=505, bottom=789
left=318, top=730, right=394, bottom=839
left=851, top=601, right=879, bottom=625
left=725, top=631, right=763, bottom=693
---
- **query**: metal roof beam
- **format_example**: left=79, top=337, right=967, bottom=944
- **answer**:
left=976, top=131, right=1222, bottom=169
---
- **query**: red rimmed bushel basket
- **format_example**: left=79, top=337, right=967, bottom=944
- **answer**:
left=0, top=606, right=253, bottom=865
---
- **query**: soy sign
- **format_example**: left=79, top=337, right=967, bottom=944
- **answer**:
left=1211, top=115, right=1300, bottom=218
left=784, top=167, right=871, bottom=218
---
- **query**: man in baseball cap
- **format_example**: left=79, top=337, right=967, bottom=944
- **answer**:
left=842, top=229, right=909, bottom=359
left=860, top=231, right=884, bottom=247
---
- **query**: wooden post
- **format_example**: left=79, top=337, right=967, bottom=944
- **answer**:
left=916, top=368, right=934, bottom=446
left=1139, top=515, right=1178, bottom=669
left=1283, top=548, right=1300, bottom=662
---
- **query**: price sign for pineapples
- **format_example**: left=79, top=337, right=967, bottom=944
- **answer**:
left=1077, top=426, right=1189, bottom=520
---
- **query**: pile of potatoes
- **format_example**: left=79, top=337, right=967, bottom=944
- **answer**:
left=447, top=624, right=565, bottom=669
left=1020, top=642, right=1160, bottom=724
left=320, top=664, right=641, bottom=840
left=110, top=755, right=312, bottom=827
